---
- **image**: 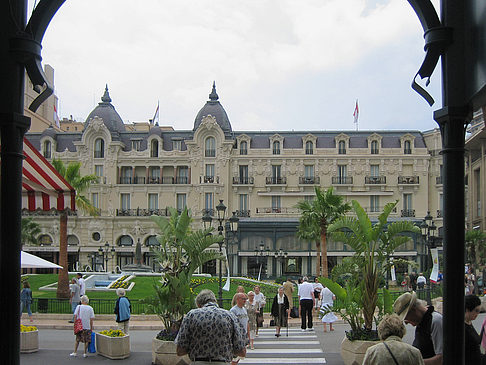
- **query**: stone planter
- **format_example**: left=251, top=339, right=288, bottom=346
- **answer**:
left=152, top=338, right=190, bottom=365
left=340, top=337, right=377, bottom=365
left=96, top=332, right=130, bottom=360
left=20, top=330, right=39, bottom=353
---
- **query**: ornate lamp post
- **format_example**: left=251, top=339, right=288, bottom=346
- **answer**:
left=98, top=242, right=116, bottom=272
left=421, top=211, right=438, bottom=272
left=255, top=242, right=269, bottom=280
left=202, top=201, right=239, bottom=307
left=274, top=248, right=288, bottom=277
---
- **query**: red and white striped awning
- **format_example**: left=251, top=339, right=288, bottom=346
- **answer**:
left=22, top=138, right=76, bottom=211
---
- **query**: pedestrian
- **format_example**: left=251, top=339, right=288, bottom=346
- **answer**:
left=20, top=281, right=33, bottom=323
left=114, top=288, right=131, bottom=334
left=467, top=269, right=476, bottom=295
left=231, top=285, right=246, bottom=306
left=283, top=277, right=294, bottom=309
left=402, top=274, right=411, bottom=291
left=253, top=285, right=266, bottom=336
left=70, top=295, right=95, bottom=358
left=77, top=273, right=86, bottom=296
left=363, top=313, right=424, bottom=365
left=297, top=276, right=315, bottom=331
left=245, top=291, right=258, bottom=350
left=319, top=285, right=337, bottom=332
left=393, top=291, right=443, bottom=364
left=175, top=289, right=247, bottom=365
left=409, top=271, right=417, bottom=291
left=417, top=273, right=426, bottom=289
left=69, top=277, right=80, bottom=323
left=465, top=294, right=483, bottom=365
left=270, top=286, right=289, bottom=338
left=312, top=277, right=324, bottom=311
left=437, top=271, right=443, bottom=284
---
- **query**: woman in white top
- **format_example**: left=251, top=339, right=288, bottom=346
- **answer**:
left=319, top=286, right=337, bottom=332
left=312, top=277, right=324, bottom=310
left=71, top=295, right=95, bottom=358
left=253, top=286, right=266, bottom=336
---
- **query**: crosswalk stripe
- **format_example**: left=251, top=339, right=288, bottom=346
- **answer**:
left=248, top=349, right=323, bottom=354
left=255, top=341, right=321, bottom=345
left=239, top=358, right=326, bottom=364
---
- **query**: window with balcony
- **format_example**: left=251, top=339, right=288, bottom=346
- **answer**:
left=176, top=166, right=189, bottom=184
left=371, top=140, right=379, bottom=154
left=273, top=141, right=280, bottom=155
left=370, top=164, right=379, bottom=177
left=150, top=140, right=159, bottom=157
left=272, top=196, right=281, bottom=213
left=338, top=140, right=346, bottom=154
left=148, top=193, right=158, bottom=210
left=239, top=194, right=249, bottom=216
left=305, top=141, right=314, bottom=155
left=402, top=193, right=414, bottom=217
left=177, top=193, right=187, bottom=211
left=238, top=165, right=249, bottom=184
left=404, top=140, right=412, bottom=154
left=120, top=167, right=132, bottom=184
left=240, top=141, right=248, bottom=155
left=149, top=167, right=160, bottom=184
left=94, top=138, right=104, bottom=158
left=205, top=164, right=215, bottom=183
left=121, top=193, right=131, bottom=210
left=94, top=165, right=103, bottom=182
left=43, top=141, right=51, bottom=159
left=205, top=137, right=216, bottom=157
left=92, top=193, right=99, bottom=209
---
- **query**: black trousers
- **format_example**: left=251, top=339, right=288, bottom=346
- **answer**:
left=300, top=299, right=313, bottom=329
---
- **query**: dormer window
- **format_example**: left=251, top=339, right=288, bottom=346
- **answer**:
left=305, top=141, right=314, bottom=155
left=240, top=141, right=248, bottom=155
left=205, top=137, right=216, bottom=157
left=404, top=140, right=412, bottom=154
left=131, top=139, right=142, bottom=151
left=150, top=140, right=159, bottom=157
left=273, top=141, right=280, bottom=155
left=43, top=141, right=51, bottom=159
left=94, top=138, right=104, bottom=158
left=173, top=140, right=182, bottom=151
left=338, top=140, right=346, bottom=154
left=371, top=140, right=379, bottom=154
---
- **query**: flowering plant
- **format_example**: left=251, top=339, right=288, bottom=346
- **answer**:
left=99, top=329, right=126, bottom=337
left=20, top=325, right=37, bottom=332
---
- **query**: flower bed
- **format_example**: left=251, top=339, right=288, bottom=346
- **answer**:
left=96, top=331, right=130, bottom=359
left=20, top=325, right=38, bottom=353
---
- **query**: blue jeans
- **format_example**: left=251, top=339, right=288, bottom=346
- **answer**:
left=71, top=302, right=80, bottom=321
left=20, top=300, right=32, bottom=316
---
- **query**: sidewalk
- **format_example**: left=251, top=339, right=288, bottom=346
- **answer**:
left=21, top=310, right=345, bottom=331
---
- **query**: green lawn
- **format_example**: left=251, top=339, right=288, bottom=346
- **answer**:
left=22, top=274, right=279, bottom=301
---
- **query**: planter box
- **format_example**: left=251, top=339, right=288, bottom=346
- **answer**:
left=152, top=338, right=190, bottom=365
left=20, top=330, right=39, bottom=353
left=341, top=337, right=377, bottom=365
left=96, top=332, right=130, bottom=360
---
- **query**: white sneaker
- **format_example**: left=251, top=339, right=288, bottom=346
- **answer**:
left=307, top=328, right=314, bottom=331
left=69, top=352, right=77, bottom=357
left=83, top=353, right=88, bottom=358
left=301, top=329, right=306, bottom=332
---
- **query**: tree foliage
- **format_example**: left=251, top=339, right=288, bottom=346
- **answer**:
left=21, top=217, right=41, bottom=248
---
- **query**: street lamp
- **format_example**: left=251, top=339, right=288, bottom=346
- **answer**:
left=203, top=200, right=239, bottom=307
left=421, top=211, right=439, bottom=272
left=274, top=248, right=288, bottom=278
left=98, top=242, right=116, bottom=272
left=255, top=242, right=270, bottom=280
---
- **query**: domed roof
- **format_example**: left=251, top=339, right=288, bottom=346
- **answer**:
left=193, top=82, right=232, bottom=134
left=149, top=125, right=162, bottom=137
left=85, top=85, right=126, bottom=133
left=41, top=125, right=57, bottom=139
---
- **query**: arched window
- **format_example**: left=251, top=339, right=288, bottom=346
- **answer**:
left=305, top=141, right=313, bottom=155
left=273, top=141, right=280, bottom=155
left=38, top=234, right=53, bottom=245
left=145, top=235, right=160, bottom=246
left=205, top=137, right=216, bottom=157
left=94, top=138, right=104, bottom=158
left=151, top=140, right=159, bottom=157
left=338, top=140, right=346, bottom=154
left=404, top=140, right=412, bottom=154
left=371, top=140, right=379, bottom=154
left=43, top=141, right=51, bottom=159
left=240, top=141, right=248, bottom=155
left=118, top=235, right=134, bottom=246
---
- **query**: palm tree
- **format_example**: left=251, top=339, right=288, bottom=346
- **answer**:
left=465, top=229, right=486, bottom=294
left=296, top=210, right=322, bottom=276
left=296, top=187, right=350, bottom=277
left=21, top=217, right=41, bottom=248
left=149, top=207, right=224, bottom=333
left=328, top=200, right=420, bottom=331
left=52, top=159, right=99, bottom=299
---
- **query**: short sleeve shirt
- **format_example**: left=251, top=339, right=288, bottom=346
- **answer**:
left=254, top=292, right=266, bottom=309
left=430, top=311, right=443, bottom=355
left=298, top=282, right=314, bottom=300
left=175, top=303, right=246, bottom=362
left=74, top=304, right=94, bottom=330
left=70, top=283, right=81, bottom=303
left=230, top=305, right=249, bottom=336
left=78, top=278, right=85, bottom=296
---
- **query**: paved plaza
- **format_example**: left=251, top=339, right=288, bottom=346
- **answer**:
left=20, top=312, right=485, bottom=364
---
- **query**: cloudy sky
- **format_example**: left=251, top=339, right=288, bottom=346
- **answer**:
left=36, top=0, right=442, bottom=132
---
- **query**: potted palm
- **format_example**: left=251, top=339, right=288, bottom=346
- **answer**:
left=145, top=207, right=223, bottom=365
left=323, top=200, right=420, bottom=365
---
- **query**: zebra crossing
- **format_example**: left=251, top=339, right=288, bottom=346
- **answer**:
left=239, top=328, right=327, bottom=364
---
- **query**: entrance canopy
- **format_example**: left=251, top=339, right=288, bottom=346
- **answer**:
left=21, top=138, right=75, bottom=212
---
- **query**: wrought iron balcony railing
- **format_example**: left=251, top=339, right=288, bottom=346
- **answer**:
left=401, top=209, right=415, bottom=217
left=116, top=208, right=169, bottom=216
left=299, top=176, right=320, bottom=184
left=365, top=176, right=386, bottom=184
left=233, top=176, right=254, bottom=185
left=265, top=177, right=287, bottom=185
left=398, top=176, right=419, bottom=184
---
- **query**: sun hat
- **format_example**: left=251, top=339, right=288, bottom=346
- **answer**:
left=393, top=291, right=417, bottom=321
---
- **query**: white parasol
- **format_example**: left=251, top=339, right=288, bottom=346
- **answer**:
left=21, top=251, right=63, bottom=269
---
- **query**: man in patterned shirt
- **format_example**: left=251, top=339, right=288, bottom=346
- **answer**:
left=176, top=290, right=247, bottom=364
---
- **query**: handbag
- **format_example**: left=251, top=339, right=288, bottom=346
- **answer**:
left=269, top=319, right=275, bottom=326
left=290, top=307, right=299, bottom=318
left=88, top=332, right=96, bottom=353
left=74, top=318, right=83, bottom=334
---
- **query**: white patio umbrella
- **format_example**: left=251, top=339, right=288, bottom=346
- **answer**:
left=21, top=251, right=63, bottom=269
